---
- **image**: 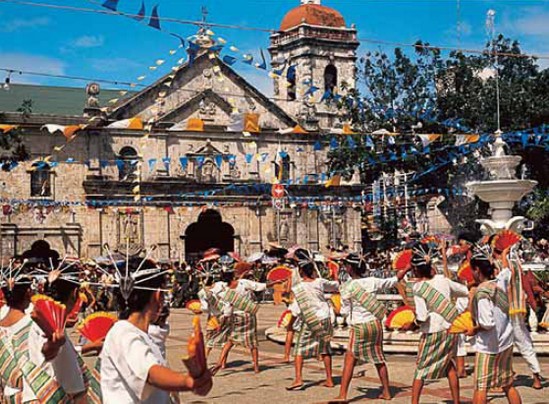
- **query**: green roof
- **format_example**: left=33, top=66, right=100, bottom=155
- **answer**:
left=0, top=84, right=133, bottom=116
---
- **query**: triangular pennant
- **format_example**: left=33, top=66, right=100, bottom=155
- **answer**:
left=148, top=4, right=161, bottom=30
left=101, top=0, right=119, bottom=11
left=133, top=1, right=145, bottom=21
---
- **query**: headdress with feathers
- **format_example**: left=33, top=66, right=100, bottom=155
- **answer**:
left=411, top=242, right=438, bottom=267
left=0, top=259, right=32, bottom=293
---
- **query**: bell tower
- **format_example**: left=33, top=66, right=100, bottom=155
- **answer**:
left=269, top=0, right=359, bottom=130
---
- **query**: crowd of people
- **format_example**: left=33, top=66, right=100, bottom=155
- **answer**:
left=0, top=231, right=547, bottom=403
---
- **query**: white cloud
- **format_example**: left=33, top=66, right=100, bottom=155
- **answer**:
left=239, top=68, right=274, bottom=97
left=505, top=7, right=549, bottom=37
left=0, top=16, right=50, bottom=32
left=72, top=35, right=105, bottom=48
left=0, top=53, right=66, bottom=84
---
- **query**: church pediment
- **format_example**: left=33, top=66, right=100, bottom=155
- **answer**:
left=108, top=53, right=296, bottom=131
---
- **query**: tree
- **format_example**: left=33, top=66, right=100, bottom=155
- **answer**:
left=327, top=37, right=549, bottom=241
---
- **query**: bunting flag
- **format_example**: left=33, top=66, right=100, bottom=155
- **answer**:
left=242, top=54, right=254, bottom=65
left=417, top=134, right=442, bottom=148
left=186, top=118, right=204, bottom=132
left=148, top=159, right=157, bottom=173
left=179, top=157, right=188, bottom=171
left=214, top=155, right=223, bottom=168
left=162, top=157, right=171, bottom=171
left=222, top=55, right=237, bottom=66
left=0, top=124, right=17, bottom=133
left=106, top=117, right=144, bottom=130
left=42, top=124, right=85, bottom=140
left=170, top=33, right=186, bottom=49
left=148, top=4, right=161, bottom=30
left=330, top=137, right=339, bottom=149
left=229, top=46, right=239, bottom=52
left=102, top=0, right=119, bottom=11
left=343, top=123, right=356, bottom=135
left=133, top=1, right=146, bottom=21
left=455, top=134, right=480, bottom=146
left=314, top=140, right=323, bottom=151
left=278, top=125, right=307, bottom=135
left=364, top=135, right=374, bottom=149
left=255, top=49, right=267, bottom=70
left=304, top=86, right=320, bottom=97
left=273, top=144, right=283, bottom=184
left=347, top=136, right=357, bottom=149
left=325, top=175, right=341, bottom=188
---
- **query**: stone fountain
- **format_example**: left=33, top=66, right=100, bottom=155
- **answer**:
left=467, top=131, right=537, bottom=235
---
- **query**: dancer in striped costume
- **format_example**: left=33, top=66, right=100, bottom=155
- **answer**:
left=286, top=249, right=339, bottom=391
left=0, top=262, right=69, bottom=403
left=215, top=262, right=271, bottom=374
left=410, top=243, right=468, bottom=404
left=335, top=253, right=411, bottom=401
left=492, top=243, right=543, bottom=390
left=468, top=248, right=522, bottom=404
left=198, top=278, right=229, bottom=356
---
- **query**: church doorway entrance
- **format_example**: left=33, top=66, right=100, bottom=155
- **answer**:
left=183, top=209, right=235, bottom=262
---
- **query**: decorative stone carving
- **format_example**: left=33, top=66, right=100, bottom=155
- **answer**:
left=199, top=99, right=217, bottom=117
left=83, top=82, right=102, bottom=117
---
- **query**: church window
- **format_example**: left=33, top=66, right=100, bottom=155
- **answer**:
left=287, top=65, right=297, bottom=101
left=324, top=64, right=338, bottom=94
left=118, top=146, right=139, bottom=181
left=30, top=163, right=52, bottom=197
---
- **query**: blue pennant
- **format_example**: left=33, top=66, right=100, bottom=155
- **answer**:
left=148, top=4, right=161, bottom=30
left=255, top=49, right=267, bottom=70
left=170, top=33, right=185, bottom=48
left=102, top=0, right=119, bottom=11
left=222, top=55, right=237, bottom=66
left=133, top=1, right=146, bottom=21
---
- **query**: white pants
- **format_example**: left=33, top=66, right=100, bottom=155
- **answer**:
left=512, top=316, right=541, bottom=374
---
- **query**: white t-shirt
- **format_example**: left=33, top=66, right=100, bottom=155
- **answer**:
left=340, top=276, right=399, bottom=325
left=148, top=323, right=170, bottom=361
left=413, top=275, right=469, bottom=334
left=290, top=278, right=339, bottom=321
left=473, top=269, right=514, bottom=354
left=27, top=321, right=86, bottom=398
left=101, top=320, right=169, bottom=404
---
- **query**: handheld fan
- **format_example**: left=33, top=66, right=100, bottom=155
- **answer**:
left=277, top=309, right=293, bottom=328
left=385, top=305, right=415, bottom=330
left=327, top=261, right=339, bottom=280
left=185, top=299, right=203, bottom=314
left=266, top=266, right=293, bottom=282
left=66, top=296, right=83, bottom=323
left=207, top=316, right=220, bottom=331
left=457, top=262, right=474, bottom=284
left=392, top=250, right=413, bottom=271
left=77, top=312, right=117, bottom=342
left=449, top=311, right=474, bottom=334
left=330, top=294, right=342, bottom=315
left=492, top=230, right=521, bottom=252
left=31, top=294, right=67, bottom=338
left=182, top=317, right=212, bottom=394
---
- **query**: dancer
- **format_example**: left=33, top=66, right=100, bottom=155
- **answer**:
left=214, top=262, right=270, bottom=374
left=286, top=249, right=339, bottom=391
left=499, top=248, right=543, bottom=389
left=468, top=248, right=522, bottom=404
left=198, top=269, right=229, bottom=357
left=410, top=243, right=468, bottom=404
left=100, top=256, right=212, bottom=403
left=335, top=253, right=411, bottom=401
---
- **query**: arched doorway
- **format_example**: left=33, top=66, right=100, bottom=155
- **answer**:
left=183, top=209, right=235, bottom=262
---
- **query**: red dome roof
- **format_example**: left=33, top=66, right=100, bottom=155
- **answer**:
left=280, top=4, right=346, bottom=31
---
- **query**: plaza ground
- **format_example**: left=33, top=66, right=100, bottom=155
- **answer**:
left=81, top=306, right=548, bottom=403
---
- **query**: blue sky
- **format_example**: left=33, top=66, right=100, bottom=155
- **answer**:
left=1, top=0, right=549, bottom=95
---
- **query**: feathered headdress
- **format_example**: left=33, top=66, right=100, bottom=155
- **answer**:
left=294, top=248, right=322, bottom=279
left=471, top=243, right=492, bottom=263
left=343, top=252, right=367, bottom=271
left=411, top=243, right=436, bottom=267
left=0, top=259, right=31, bottom=291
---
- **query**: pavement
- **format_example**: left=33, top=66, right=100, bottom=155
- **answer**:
left=81, top=306, right=549, bottom=403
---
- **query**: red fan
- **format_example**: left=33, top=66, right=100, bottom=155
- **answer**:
left=31, top=294, right=67, bottom=338
left=66, top=295, right=83, bottom=323
left=385, top=305, right=416, bottom=330
left=266, top=266, right=292, bottom=282
left=77, top=312, right=117, bottom=342
left=277, top=309, right=293, bottom=328
left=492, top=230, right=521, bottom=252
left=392, top=250, right=413, bottom=271
left=327, top=261, right=339, bottom=280
left=457, top=262, right=474, bottom=284
left=185, top=299, right=203, bottom=314
left=182, top=317, right=212, bottom=395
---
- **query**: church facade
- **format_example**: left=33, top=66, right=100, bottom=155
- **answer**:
left=0, top=0, right=372, bottom=261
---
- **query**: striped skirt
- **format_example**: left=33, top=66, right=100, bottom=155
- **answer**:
left=414, top=331, right=458, bottom=381
left=228, top=312, right=258, bottom=349
left=474, top=346, right=514, bottom=391
left=206, top=316, right=230, bottom=349
left=293, top=318, right=333, bottom=359
left=349, top=319, right=386, bottom=365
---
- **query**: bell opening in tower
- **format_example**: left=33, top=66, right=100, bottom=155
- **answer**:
left=324, top=64, right=338, bottom=94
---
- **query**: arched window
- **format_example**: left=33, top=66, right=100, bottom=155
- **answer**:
left=324, top=64, right=338, bottom=94
left=287, top=65, right=297, bottom=101
left=30, top=162, right=52, bottom=197
left=275, top=154, right=291, bottom=182
left=118, top=146, right=139, bottom=181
